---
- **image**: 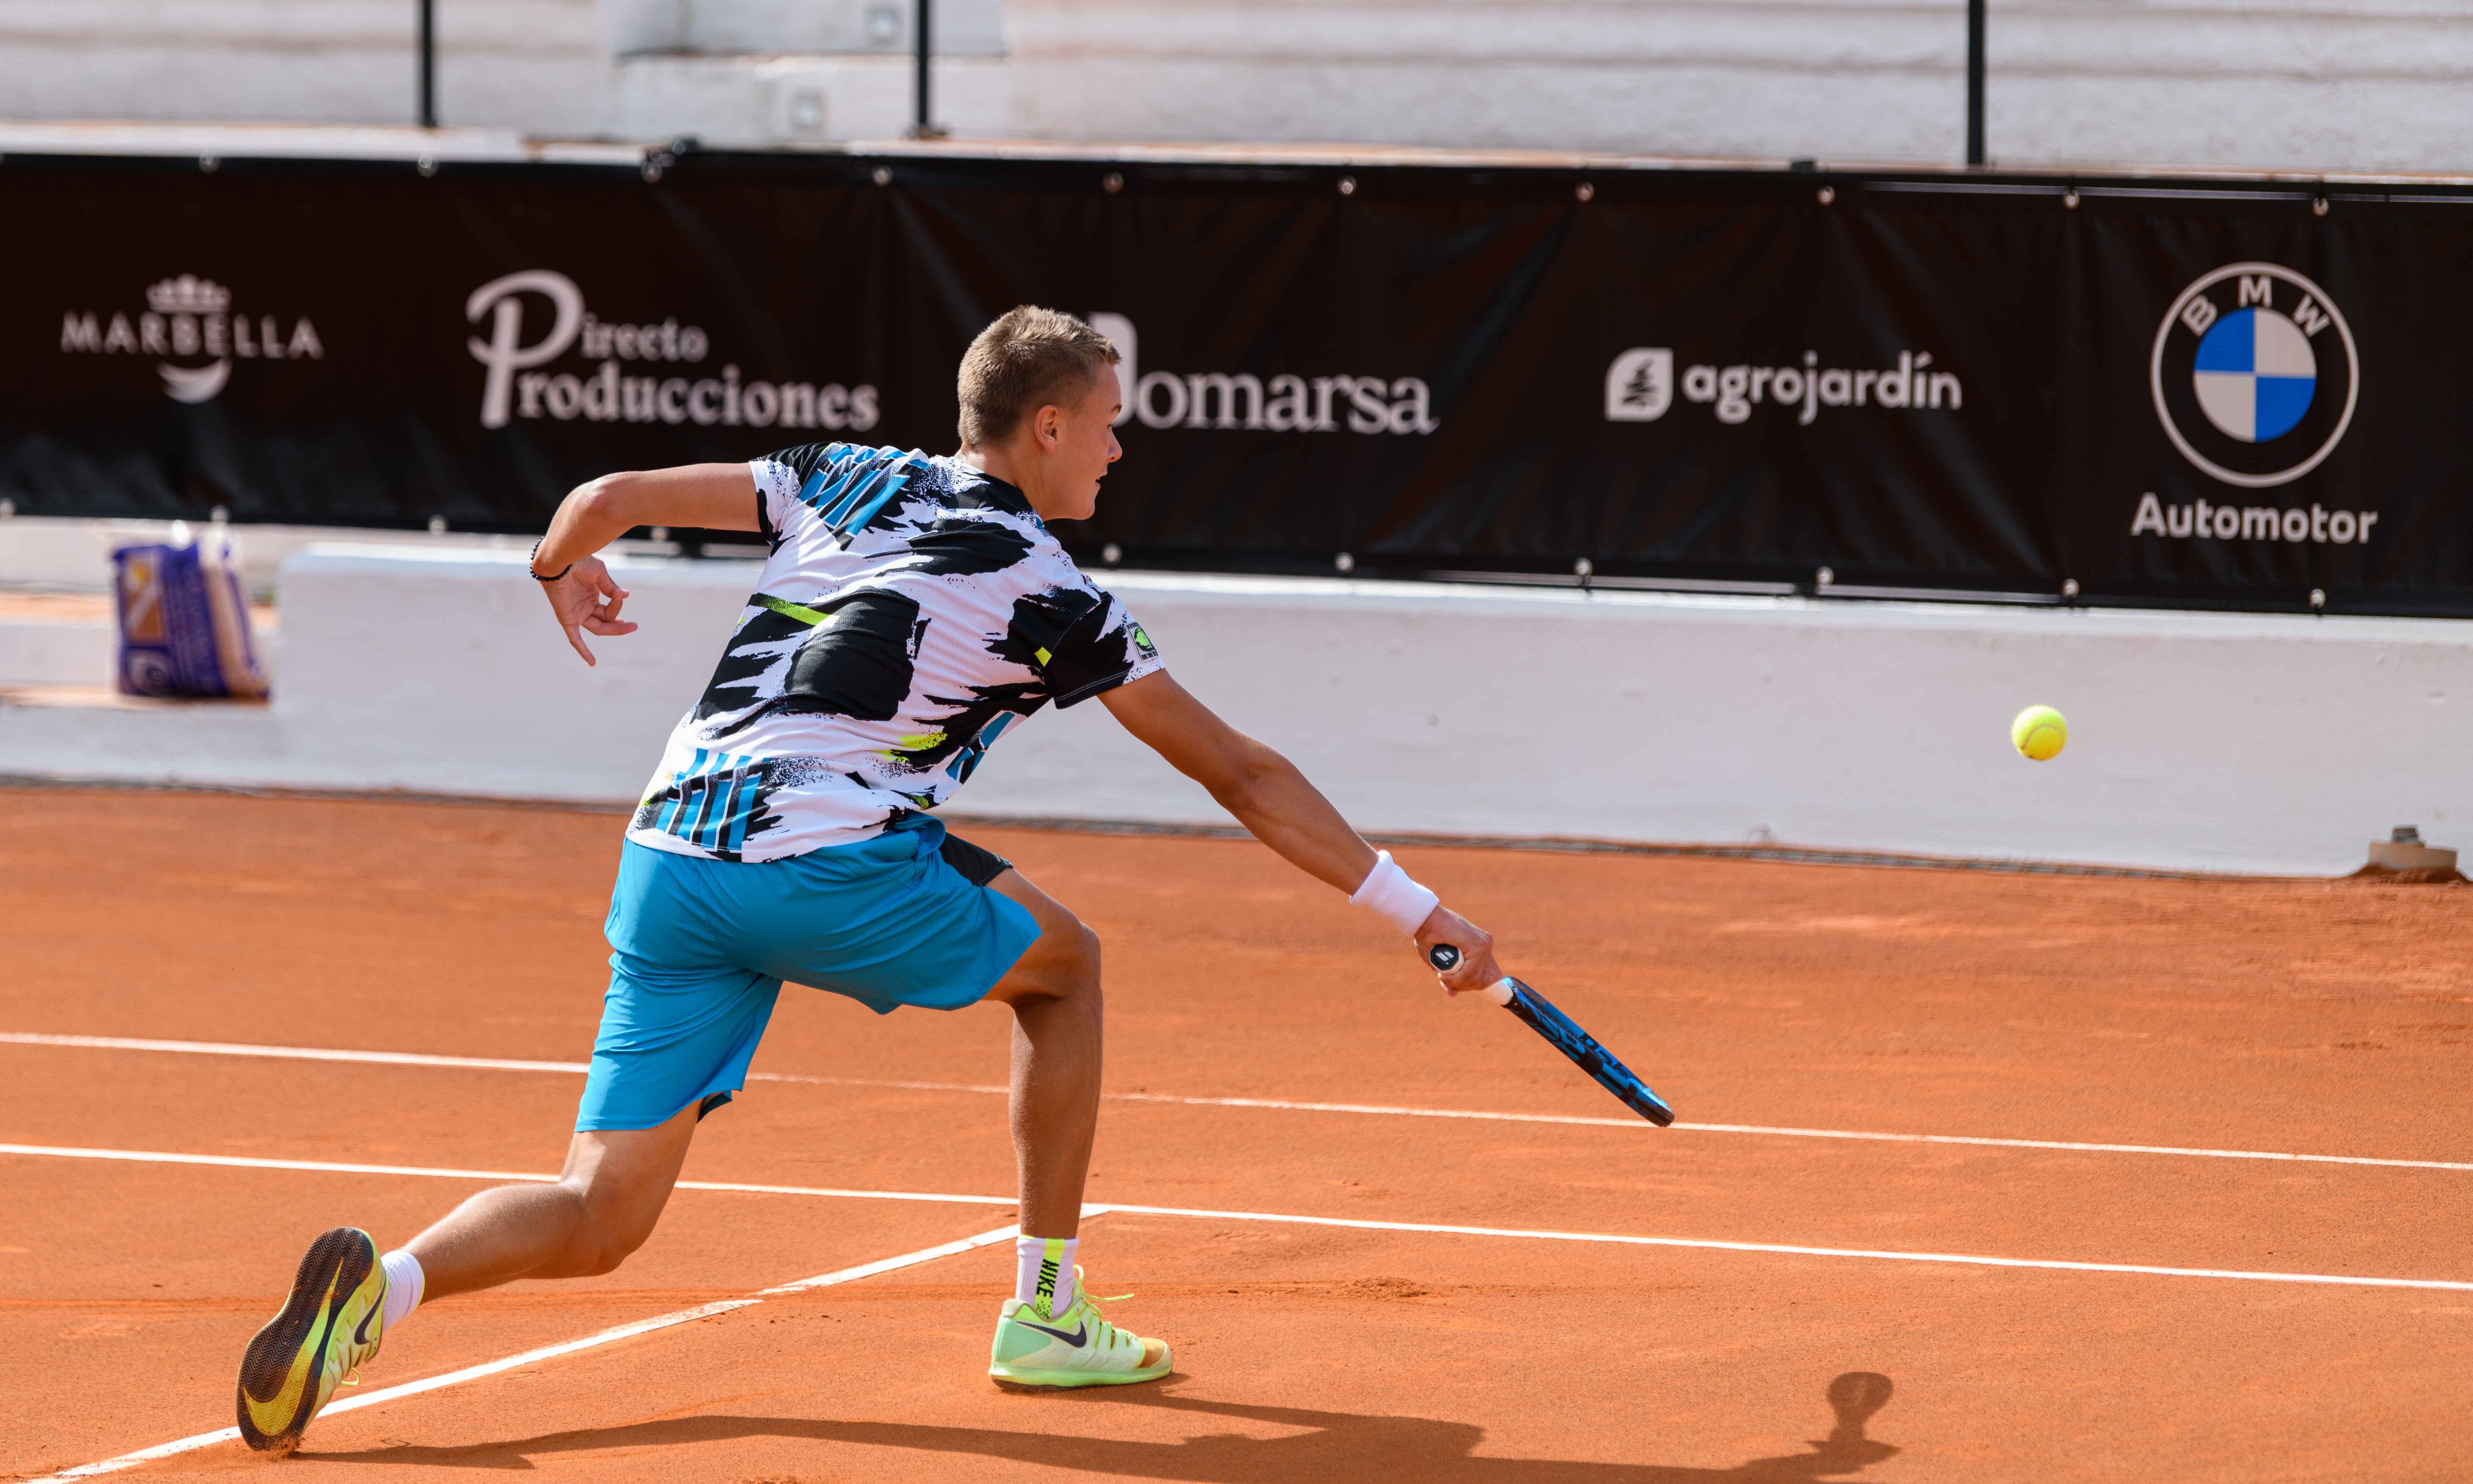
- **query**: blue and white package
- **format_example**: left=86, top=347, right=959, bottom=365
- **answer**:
left=111, top=526, right=269, bottom=698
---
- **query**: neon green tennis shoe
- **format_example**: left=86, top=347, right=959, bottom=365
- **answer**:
left=989, top=1273, right=1171, bottom=1389
left=236, top=1227, right=390, bottom=1455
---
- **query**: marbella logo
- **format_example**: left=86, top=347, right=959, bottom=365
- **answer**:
left=466, top=270, right=877, bottom=432
left=59, top=275, right=324, bottom=404
left=2149, top=262, right=2357, bottom=488
left=1087, top=314, right=1437, bottom=435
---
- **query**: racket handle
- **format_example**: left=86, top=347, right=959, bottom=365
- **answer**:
left=1426, top=943, right=1514, bottom=1006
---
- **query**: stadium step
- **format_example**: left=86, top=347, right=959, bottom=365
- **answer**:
left=0, top=594, right=117, bottom=689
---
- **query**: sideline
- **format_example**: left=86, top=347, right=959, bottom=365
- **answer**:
left=22, top=1221, right=1026, bottom=1483
left=7, top=1031, right=2470, bottom=1175
left=7, top=1141, right=2472, bottom=1294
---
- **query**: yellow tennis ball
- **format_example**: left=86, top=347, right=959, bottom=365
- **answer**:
left=2011, top=705, right=2068, bottom=761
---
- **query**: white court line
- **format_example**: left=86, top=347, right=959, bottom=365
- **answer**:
left=0, top=1033, right=588, bottom=1075
left=0, top=1143, right=1017, bottom=1207
left=7, top=1030, right=2470, bottom=1175
left=7, top=1140, right=2472, bottom=1294
left=1093, top=1203, right=2473, bottom=1292
left=25, top=1222, right=1024, bottom=1483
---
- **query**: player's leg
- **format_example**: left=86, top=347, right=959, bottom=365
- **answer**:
left=234, top=1107, right=711, bottom=1455
left=983, top=868, right=1104, bottom=1241
left=237, top=842, right=778, bottom=1452
left=389, top=866, right=782, bottom=1299
left=979, top=866, right=1171, bottom=1389
left=402, top=1101, right=702, bottom=1297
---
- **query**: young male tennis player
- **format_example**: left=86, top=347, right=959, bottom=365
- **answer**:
left=234, top=306, right=1508, bottom=1453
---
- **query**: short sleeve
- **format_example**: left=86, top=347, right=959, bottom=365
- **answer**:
left=748, top=442, right=860, bottom=546
left=1042, top=584, right=1165, bottom=708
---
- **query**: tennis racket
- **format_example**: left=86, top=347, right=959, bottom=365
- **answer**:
left=1428, top=944, right=1675, bottom=1126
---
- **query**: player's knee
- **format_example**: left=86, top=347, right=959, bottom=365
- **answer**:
left=1037, top=918, right=1101, bottom=1004
left=571, top=1209, right=657, bottom=1276
left=1068, top=920, right=1102, bottom=983
left=1036, top=910, right=1101, bottom=981
left=559, top=1175, right=663, bottom=1275
left=992, top=908, right=1101, bottom=1005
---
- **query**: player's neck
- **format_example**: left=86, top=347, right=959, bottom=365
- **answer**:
left=958, top=445, right=1058, bottom=521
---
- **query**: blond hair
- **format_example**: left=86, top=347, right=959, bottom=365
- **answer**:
left=956, top=306, right=1120, bottom=447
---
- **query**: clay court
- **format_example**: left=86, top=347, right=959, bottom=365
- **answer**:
left=1, top=785, right=2467, bottom=1482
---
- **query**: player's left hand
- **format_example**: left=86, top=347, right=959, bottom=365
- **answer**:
left=541, top=555, right=638, bottom=666
left=1414, top=906, right=1504, bottom=996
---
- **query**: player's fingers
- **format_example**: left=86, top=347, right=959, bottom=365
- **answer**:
left=1438, top=941, right=1502, bottom=995
left=1423, top=920, right=1490, bottom=989
left=581, top=618, right=639, bottom=636
left=563, top=622, right=598, bottom=667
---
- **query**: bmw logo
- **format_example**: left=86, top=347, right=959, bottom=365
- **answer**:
left=2150, top=262, right=2357, bottom=488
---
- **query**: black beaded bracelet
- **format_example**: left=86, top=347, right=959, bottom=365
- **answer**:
left=528, top=538, right=572, bottom=583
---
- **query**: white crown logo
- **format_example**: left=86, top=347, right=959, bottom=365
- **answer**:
left=146, top=275, right=232, bottom=313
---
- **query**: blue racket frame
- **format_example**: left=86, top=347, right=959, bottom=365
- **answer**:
left=1498, top=977, right=1675, bottom=1126
left=1428, top=943, right=1674, bottom=1126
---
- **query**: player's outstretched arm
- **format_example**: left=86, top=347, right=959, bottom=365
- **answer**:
left=529, top=463, right=764, bottom=665
left=1098, top=671, right=1506, bottom=993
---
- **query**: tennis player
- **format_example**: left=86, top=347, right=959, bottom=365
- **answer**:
left=234, top=306, right=1506, bottom=1454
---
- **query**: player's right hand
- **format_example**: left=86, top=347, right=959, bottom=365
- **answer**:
left=1415, top=906, right=1504, bottom=996
left=541, top=555, right=637, bottom=666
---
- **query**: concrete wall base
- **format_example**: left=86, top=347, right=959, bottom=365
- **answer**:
left=2, top=545, right=2462, bottom=876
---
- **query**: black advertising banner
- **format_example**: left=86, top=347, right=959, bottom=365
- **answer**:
left=5, top=150, right=2469, bottom=615
left=13, top=160, right=896, bottom=532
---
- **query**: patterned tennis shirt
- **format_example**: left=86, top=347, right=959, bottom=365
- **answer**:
left=626, top=442, right=1163, bottom=862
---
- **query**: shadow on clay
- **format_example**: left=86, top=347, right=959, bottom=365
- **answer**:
left=307, top=1369, right=1898, bottom=1480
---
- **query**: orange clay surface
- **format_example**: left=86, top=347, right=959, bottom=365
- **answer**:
left=3, top=785, right=2471, bottom=1483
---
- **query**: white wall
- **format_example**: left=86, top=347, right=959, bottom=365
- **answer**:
left=6, top=0, right=2470, bottom=173
left=999, top=1, right=2473, bottom=173
left=0, top=0, right=609, bottom=136
left=7, top=544, right=2462, bottom=876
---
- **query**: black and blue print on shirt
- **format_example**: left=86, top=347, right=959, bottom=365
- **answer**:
left=628, top=444, right=1163, bottom=863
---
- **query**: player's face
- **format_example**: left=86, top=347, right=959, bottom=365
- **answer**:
left=1042, top=368, right=1122, bottom=522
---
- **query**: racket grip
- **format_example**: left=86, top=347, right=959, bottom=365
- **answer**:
left=1427, top=943, right=1515, bottom=1005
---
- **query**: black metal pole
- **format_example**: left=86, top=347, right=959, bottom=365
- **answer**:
left=1965, top=0, right=1985, bottom=165
left=912, top=0, right=933, bottom=137
left=418, top=0, right=437, bottom=128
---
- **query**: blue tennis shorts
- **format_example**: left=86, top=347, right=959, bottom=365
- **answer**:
left=576, top=818, right=1041, bottom=1132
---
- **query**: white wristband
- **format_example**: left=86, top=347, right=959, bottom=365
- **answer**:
left=1349, top=850, right=1440, bottom=938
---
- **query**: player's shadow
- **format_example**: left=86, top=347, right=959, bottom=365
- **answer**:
left=316, top=1369, right=1897, bottom=1480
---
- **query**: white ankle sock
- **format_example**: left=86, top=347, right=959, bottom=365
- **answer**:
left=1014, top=1235, right=1077, bottom=1317
left=379, top=1249, right=425, bottom=1330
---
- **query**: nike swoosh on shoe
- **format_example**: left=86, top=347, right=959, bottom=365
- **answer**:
left=240, top=1270, right=341, bottom=1435
left=1017, top=1320, right=1088, bottom=1346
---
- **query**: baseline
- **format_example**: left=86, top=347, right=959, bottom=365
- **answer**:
left=7, top=1141, right=2471, bottom=1294
left=7, top=1030, right=2469, bottom=1175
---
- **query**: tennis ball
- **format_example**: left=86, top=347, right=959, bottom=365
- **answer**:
left=2011, top=704, right=2068, bottom=761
